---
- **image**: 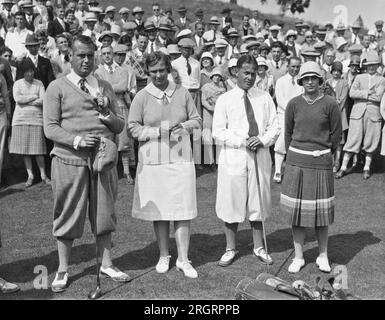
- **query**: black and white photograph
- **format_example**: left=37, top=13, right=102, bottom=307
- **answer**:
left=0, top=0, right=384, bottom=305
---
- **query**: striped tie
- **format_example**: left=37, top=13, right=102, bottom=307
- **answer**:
left=244, top=90, right=259, bottom=137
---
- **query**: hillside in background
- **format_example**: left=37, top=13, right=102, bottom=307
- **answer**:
left=98, top=0, right=313, bottom=31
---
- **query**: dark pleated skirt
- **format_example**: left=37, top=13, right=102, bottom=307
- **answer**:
left=280, top=164, right=335, bottom=227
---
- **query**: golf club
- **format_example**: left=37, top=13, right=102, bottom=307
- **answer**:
left=87, top=156, right=103, bottom=300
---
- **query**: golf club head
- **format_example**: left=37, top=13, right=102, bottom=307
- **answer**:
left=88, top=285, right=103, bottom=300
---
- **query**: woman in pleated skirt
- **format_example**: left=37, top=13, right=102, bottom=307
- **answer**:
left=280, top=61, right=342, bottom=274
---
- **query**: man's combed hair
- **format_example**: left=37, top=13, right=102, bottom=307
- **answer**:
left=72, top=34, right=96, bottom=51
left=236, top=54, right=258, bottom=69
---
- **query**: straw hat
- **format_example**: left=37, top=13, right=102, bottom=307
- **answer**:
left=208, top=16, right=220, bottom=25
left=84, top=12, right=97, bottom=22
left=285, top=29, right=298, bottom=38
left=177, top=6, right=187, bottom=13
left=335, top=37, right=348, bottom=50
left=227, top=28, right=240, bottom=37
left=167, top=44, right=181, bottom=55
left=228, top=58, right=238, bottom=69
left=297, top=61, right=324, bottom=85
left=242, top=35, right=257, bottom=43
left=336, top=22, right=346, bottom=31
left=362, top=51, right=380, bottom=65
left=110, top=25, right=121, bottom=37
left=239, top=43, right=249, bottom=54
left=214, top=38, right=228, bottom=48
left=269, top=25, right=281, bottom=31
left=132, top=6, right=144, bottom=14
left=348, top=44, right=363, bottom=53
left=113, top=44, right=128, bottom=54
left=25, top=34, right=39, bottom=46
left=144, top=21, right=156, bottom=31
left=300, top=48, right=321, bottom=57
left=256, top=57, right=268, bottom=69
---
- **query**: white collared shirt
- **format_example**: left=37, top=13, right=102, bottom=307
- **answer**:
left=5, top=28, right=33, bottom=59
left=67, top=69, right=100, bottom=98
left=274, top=73, right=304, bottom=114
left=103, top=62, right=119, bottom=73
left=171, top=56, right=201, bottom=90
left=145, top=81, right=176, bottom=105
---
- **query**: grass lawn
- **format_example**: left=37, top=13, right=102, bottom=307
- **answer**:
left=0, top=162, right=384, bottom=300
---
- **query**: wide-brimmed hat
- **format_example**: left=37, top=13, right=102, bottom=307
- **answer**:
left=105, top=6, right=116, bottom=13
left=113, top=44, right=128, bottom=54
left=200, top=51, right=214, bottom=63
left=110, top=25, right=121, bottom=36
left=84, top=12, right=97, bottom=22
left=285, top=29, right=297, bottom=38
left=269, top=25, right=281, bottom=31
left=25, top=34, right=39, bottom=46
left=208, top=16, right=220, bottom=25
left=256, top=57, right=268, bottom=70
left=297, top=61, right=324, bottom=85
left=98, top=31, right=113, bottom=41
left=314, top=41, right=327, bottom=50
left=176, top=29, right=192, bottom=39
left=132, top=6, right=144, bottom=14
left=89, top=7, right=103, bottom=14
left=1, top=0, right=15, bottom=4
left=178, top=38, right=195, bottom=48
left=245, top=40, right=260, bottom=50
left=158, top=21, right=172, bottom=31
left=119, top=7, right=130, bottom=15
left=368, top=29, right=376, bottom=37
left=167, top=44, right=181, bottom=55
left=227, top=28, right=240, bottom=37
left=336, top=22, right=346, bottom=31
left=351, top=19, right=362, bottom=29
left=362, top=51, right=380, bottom=65
left=348, top=55, right=361, bottom=66
left=348, top=44, right=363, bottom=53
left=242, top=34, right=257, bottom=42
left=316, top=27, right=327, bottom=35
left=158, top=47, right=170, bottom=56
left=144, top=21, right=156, bottom=31
left=123, top=21, right=137, bottom=30
left=177, top=6, right=187, bottom=12
left=239, top=43, right=249, bottom=54
left=214, top=38, right=228, bottom=48
left=259, top=43, right=270, bottom=52
left=300, top=48, right=321, bottom=57
left=228, top=58, right=238, bottom=69
left=335, top=37, right=348, bottom=50
left=210, top=67, right=223, bottom=79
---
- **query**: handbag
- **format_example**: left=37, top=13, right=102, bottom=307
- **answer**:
left=92, top=136, right=118, bottom=173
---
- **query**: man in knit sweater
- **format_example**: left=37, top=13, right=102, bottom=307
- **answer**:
left=94, top=45, right=136, bottom=184
left=43, top=35, right=129, bottom=293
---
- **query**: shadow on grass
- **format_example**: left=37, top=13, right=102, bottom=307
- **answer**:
left=0, top=187, right=25, bottom=199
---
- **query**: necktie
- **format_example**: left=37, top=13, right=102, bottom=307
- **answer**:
left=219, top=57, right=223, bottom=65
left=78, top=78, right=90, bottom=94
left=186, top=58, right=191, bottom=75
left=199, top=37, right=203, bottom=47
left=291, top=77, right=295, bottom=85
left=244, top=90, right=259, bottom=137
left=64, top=53, right=70, bottom=62
left=162, top=92, right=169, bottom=105
left=108, top=65, right=113, bottom=74
left=276, top=61, right=279, bottom=69
left=151, top=42, right=154, bottom=53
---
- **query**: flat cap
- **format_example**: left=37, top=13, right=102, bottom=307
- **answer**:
left=113, top=44, right=129, bottom=53
left=132, top=6, right=144, bottom=14
left=119, top=7, right=130, bottom=15
left=214, top=38, right=228, bottom=48
left=105, top=6, right=116, bottom=13
left=178, top=38, right=196, bottom=48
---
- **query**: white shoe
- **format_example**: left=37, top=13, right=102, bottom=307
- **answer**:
left=51, top=272, right=69, bottom=293
left=253, top=247, right=273, bottom=265
left=288, top=258, right=305, bottom=273
left=156, top=255, right=171, bottom=274
left=100, top=265, right=130, bottom=282
left=316, top=256, right=331, bottom=273
left=176, top=260, right=198, bottom=278
left=218, top=249, right=238, bottom=267
left=273, top=172, right=282, bottom=183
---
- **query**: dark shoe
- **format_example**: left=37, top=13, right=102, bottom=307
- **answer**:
left=51, top=272, right=69, bottom=293
left=0, top=277, right=20, bottom=294
left=363, top=170, right=371, bottom=180
left=195, top=164, right=204, bottom=171
left=25, top=177, right=34, bottom=188
left=335, top=170, right=346, bottom=179
left=345, top=165, right=356, bottom=174
left=209, top=164, right=217, bottom=172
left=100, top=265, right=130, bottom=282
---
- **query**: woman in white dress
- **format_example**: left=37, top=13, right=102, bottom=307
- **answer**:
left=128, top=52, right=202, bottom=278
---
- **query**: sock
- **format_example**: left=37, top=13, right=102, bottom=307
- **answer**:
left=274, top=153, right=285, bottom=174
left=121, top=152, right=130, bottom=176
left=363, top=154, right=372, bottom=171
left=340, top=153, right=351, bottom=171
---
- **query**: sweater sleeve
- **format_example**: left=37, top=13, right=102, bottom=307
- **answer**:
left=43, top=81, right=77, bottom=147
left=180, top=89, right=202, bottom=133
left=329, top=99, right=342, bottom=152
left=284, top=99, right=295, bottom=152
left=128, top=92, right=161, bottom=142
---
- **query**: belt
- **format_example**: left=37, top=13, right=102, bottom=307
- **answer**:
left=188, top=88, right=199, bottom=92
left=289, top=146, right=331, bottom=157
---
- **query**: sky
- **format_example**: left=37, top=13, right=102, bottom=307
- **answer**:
left=223, top=0, right=385, bottom=29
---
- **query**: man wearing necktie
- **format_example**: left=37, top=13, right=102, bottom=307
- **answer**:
left=212, top=55, right=279, bottom=267
left=44, top=35, right=128, bottom=293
